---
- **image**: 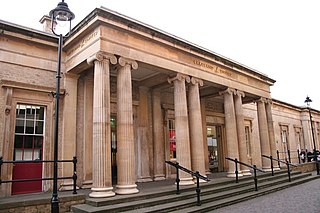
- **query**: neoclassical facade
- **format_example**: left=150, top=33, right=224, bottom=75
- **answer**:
left=0, top=7, right=319, bottom=197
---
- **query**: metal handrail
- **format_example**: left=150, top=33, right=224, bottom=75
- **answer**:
left=165, top=160, right=209, bottom=206
left=225, top=157, right=264, bottom=191
left=262, top=154, right=297, bottom=182
left=0, top=156, right=78, bottom=194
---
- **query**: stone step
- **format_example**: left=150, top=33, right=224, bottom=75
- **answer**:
left=122, top=173, right=316, bottom=213
left=84, top=170, right=294, bottom=208
left=70, top=171, right=316, bottom=213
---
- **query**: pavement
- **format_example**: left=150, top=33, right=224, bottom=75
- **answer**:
left=211, top=172, right=320, bottom=213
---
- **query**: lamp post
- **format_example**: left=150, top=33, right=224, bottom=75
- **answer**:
left=49, top=1, right=75, bottom=212
left=304, top=96, right=319, bottom=175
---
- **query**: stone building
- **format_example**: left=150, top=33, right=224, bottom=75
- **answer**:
left=0, top=7, right=319, bottom=197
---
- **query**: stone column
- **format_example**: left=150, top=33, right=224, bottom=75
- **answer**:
left=115, top=57, right=139, bottom=194
left=168, top=73, right=194, bottom=185
left=83, top=75, right=94, bottom=188
left=137, top=86, right=152, bottom=182
left=301, top=111, right=312, bottom=151
left=201, top=99, right=210, bottom=172
left=234, top=90, right=251, bottom=176
left=265, top=99, right=278, bottom=169
left=257, top=98, right=271, bottom=171
left=87, top=52, right=117, bottom=198
left=188, top=77, right=206, bottom=179
left=60, top=73, right=79, bottom=190
left=152, top=89, right=165, bottom=181
left=219, top=88, right=242, bottom=177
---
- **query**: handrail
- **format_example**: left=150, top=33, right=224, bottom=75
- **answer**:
left=225, top=157, right=264, bottom=191
left=0, top=156, right=78, bottom=194
left=165, top=160, right=209, bottom=206
left=262, top=154, right=297, bottom=182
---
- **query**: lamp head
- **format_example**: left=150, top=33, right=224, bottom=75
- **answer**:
left=49, top=0, right=75, bottom=35
left=304, top=96, right=312, bottom=106
left=49, top=0, right=75, bottom=22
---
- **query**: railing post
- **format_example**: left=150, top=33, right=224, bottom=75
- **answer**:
left=253, top=165, right=258, bottom=191
left=270, top=155, right=274, bottom=176
left=176, top=162, right=180, bottom=195
left=0, top=157, right=2, bottom=185
left=297, top=150, right=301, bottom=164
left=195, top=171, right=201, bottom=206
left=72, top=156, right=77, bottom=194
left=235, top=158, right=239, bottom=183
left=288, top=149, right=291, bottom=164
left=276, top=150, right=280, bottom=168
left=286, top=160, right=291, bottom=182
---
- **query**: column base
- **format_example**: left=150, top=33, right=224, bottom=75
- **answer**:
left=81, top=180, right=93, bottom=189
left=154, top=175, right=166, bottom=181
left=59, top=180, right=79, bottom=191
left=115, top=184, right=139, bottom=195
left=273, top=167, right=281, bottom=171
left=179, top=177, right=195, bottom=185
left=137, top=176, right=153, bottom=183
left=194, top=178, right=207, bottom=183
left=241, top=170, right=252, bottom=176
left=89, top=187, right=115, bottom=198
left=227, top=172, right=244, bottom=178
left=262, top=167, right=273, bottom=172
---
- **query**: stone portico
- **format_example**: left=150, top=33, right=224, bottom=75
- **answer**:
left=2, top=6, right=319, bottom=199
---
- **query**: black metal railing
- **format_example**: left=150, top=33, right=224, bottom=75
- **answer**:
left=276, top=149, right=303, bottom=166
left=0, top=156, right=78, bottom=194
left=165, top=160, right=209, bottom=206
left=225, top=157, right=264, bottom=191
left=262, top=154, right=297, bottom=182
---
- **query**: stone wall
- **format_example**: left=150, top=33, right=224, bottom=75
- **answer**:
left=0, top=193, right=85, bottom=213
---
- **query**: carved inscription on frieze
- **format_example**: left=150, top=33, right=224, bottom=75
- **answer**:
left=68, top=31, right=98, bottom=56
left=193, top=59, right=233, bottom=78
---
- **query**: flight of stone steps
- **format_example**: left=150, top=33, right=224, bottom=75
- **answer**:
left=70, top=170, right=319, bottom=213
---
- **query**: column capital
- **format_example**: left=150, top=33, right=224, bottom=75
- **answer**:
left=265, top=98, right=273, bottom=105
left=118, top=57, right=138, bottom=70
left=190, top=77, right=203, bottom=86
left=87, top=51, right=117, bottom=65
left=235, top=90, right=245, bottom=98
left=255, top=97, right=268, bottom=104
left=167, top=73, right=190, bottom=84
left=219, top=87, right=236, bottom=96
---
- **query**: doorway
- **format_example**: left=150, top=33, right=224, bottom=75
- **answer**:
left=207, top=125, right=224, bottom=172
left=12, top=105, right=45, bottom=195
left=111, top=115, right=117, bottom=184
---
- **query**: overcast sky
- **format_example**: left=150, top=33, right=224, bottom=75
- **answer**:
left=1, top=0, right=319, bottom=109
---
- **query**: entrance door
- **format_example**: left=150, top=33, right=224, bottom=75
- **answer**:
left=12, top=105, right=45, bottom=195
left=111, top=115, right=117, bottom=184
left=207, top=126, right=218, bottom=172
left=207, top=125, right=224, bottom=172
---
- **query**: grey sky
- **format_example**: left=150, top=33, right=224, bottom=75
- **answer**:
left=1, top=0, right=319, bottom=109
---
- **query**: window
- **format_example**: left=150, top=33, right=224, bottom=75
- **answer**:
left=14, top=105, right=45, bottom=161
left=168, top=119, right=176, bottom=159
left=245, top=126, right=252, bottom=157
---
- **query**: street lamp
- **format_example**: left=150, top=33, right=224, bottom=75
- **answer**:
left=49, top=1, right=75, bottom=212
left=304, top=96, right=319, bottom=175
